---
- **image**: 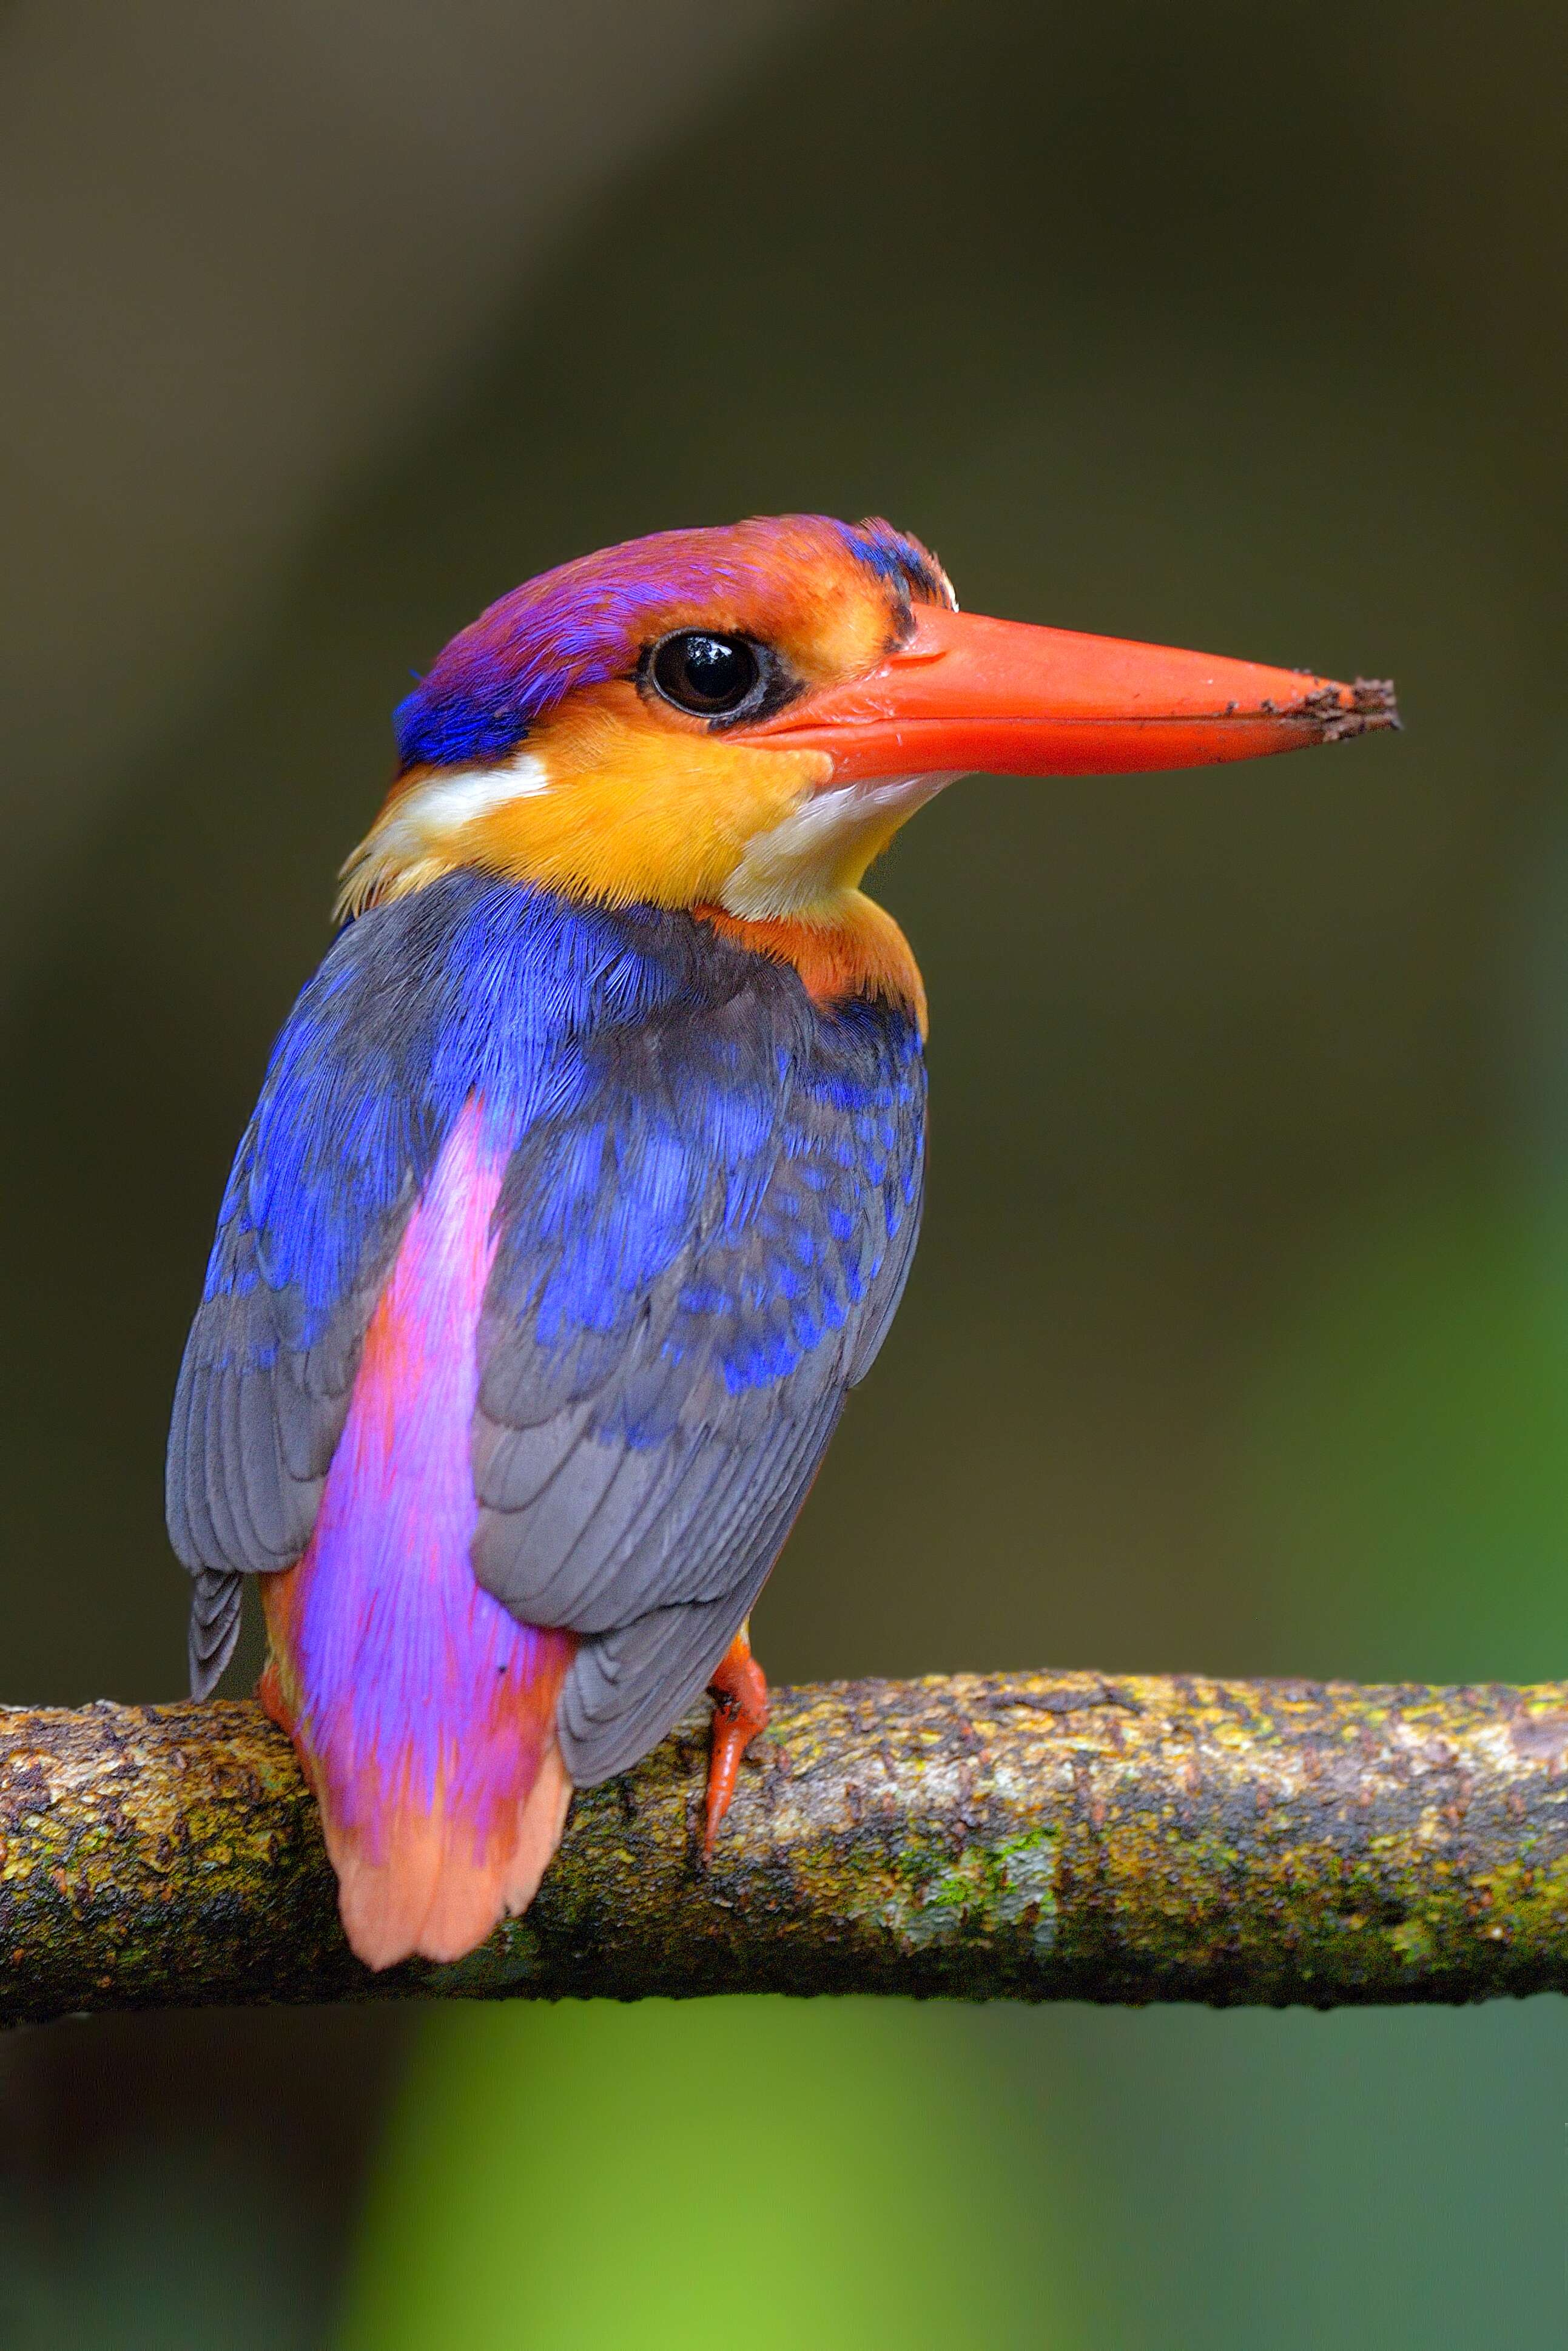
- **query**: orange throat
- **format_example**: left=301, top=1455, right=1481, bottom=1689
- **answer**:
left=698, top=893, right=927, bottom=1033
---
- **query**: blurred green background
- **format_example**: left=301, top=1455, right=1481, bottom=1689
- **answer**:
left=1, top=0, right=1564, bottom=2341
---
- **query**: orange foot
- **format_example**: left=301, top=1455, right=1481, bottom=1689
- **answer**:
left=704, top=1622, right=770, bottom=1859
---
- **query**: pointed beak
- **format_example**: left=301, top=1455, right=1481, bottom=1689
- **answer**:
left=741, top=605, right=1399, bottom=781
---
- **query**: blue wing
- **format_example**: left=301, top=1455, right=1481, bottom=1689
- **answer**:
left=168, top=873, right=926, bottom=1767
left=167, top=875, right=676, bottom=1693
left=472, top=957, right=926, bottom=1784
left=167, top=906, right=454, bottom=1692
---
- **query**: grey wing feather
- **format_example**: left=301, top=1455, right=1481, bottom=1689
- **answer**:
left=187, top=1566, right=244, bottom=1701
left=846, top=1149, right=926, bottom=1387
left=559, top=1395, right=841, bottom=1782
left=473, top=984, right=924, bottom=1784
left=167, top=1137, right=414, bottom=1694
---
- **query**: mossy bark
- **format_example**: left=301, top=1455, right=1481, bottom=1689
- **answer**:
left=4, top=1671, right=1567, bottom=2023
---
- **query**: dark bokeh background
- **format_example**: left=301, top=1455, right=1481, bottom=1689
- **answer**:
left=2, top=1, right=1564, bottom=2342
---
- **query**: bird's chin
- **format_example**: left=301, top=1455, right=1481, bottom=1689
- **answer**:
left=717, top=770, right=960, bottom=923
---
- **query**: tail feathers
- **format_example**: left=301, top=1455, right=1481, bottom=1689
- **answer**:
left=259, top=1610, right=578, bottom=1971
left=330, top=1744, right=574, bottom=1969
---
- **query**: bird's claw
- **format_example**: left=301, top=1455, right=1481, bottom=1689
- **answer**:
left=704, top=1626, right=770, bottom=1860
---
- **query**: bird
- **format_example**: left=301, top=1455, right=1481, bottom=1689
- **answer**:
left=166, top=514, right=1397, bottom=1967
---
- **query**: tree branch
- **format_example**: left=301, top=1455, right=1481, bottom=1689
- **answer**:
left=3, top=1671, right=1567, bottom=2023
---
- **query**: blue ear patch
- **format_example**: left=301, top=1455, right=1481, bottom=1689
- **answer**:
left=835, top=517, right=955, bottom=610
left=394, top=674, right=536, bottom=769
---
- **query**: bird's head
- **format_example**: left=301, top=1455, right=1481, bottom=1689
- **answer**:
left=341, top=513, right=1398, bottom=925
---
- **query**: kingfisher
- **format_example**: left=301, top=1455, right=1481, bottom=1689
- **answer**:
left=167, top=514, right=1396, bottom=1967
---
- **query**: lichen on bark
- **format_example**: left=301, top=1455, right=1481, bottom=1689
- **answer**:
left=2, top=1670, right=1567, bottom=2025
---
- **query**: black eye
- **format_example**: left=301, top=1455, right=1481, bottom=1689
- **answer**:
left=649, top=630, right=763, bottom=718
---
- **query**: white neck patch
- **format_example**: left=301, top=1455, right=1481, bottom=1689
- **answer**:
left=337, top=747, right=551, bottom=915
left=391, top=748, right=551, bottom=843
left=719, top=772, right=958, bottom=921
